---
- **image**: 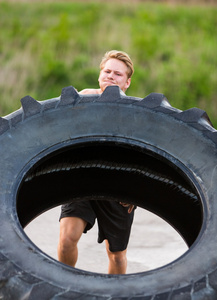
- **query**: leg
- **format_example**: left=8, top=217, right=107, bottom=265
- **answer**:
left=105, top=240, right=127, bottom=274
left=58, top=217, right=87, bottom=267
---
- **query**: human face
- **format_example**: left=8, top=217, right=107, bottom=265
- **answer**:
left=98, top=58, right=131, bottom=93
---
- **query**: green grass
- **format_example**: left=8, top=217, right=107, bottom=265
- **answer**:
left=0, top=1, right=217, bottom=126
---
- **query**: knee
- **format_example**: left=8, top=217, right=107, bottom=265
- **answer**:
left=108, top=251, right=127, bottom=266
left=59, top=232, right=79, bottom=252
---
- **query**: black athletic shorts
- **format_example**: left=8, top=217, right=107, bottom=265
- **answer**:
left=60, top=200, right=135, bottom=252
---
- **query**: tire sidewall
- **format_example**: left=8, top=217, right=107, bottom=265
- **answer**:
left=0, top=99, right=217, bottom=297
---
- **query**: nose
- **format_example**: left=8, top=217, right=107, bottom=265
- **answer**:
left=107, top=72, right=114, bottom=79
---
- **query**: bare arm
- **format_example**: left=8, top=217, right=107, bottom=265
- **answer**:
left=79, top=88, right=102, bottom=95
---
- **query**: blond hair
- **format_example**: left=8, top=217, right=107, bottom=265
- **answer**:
left=100, top=50, right=134, bottom=79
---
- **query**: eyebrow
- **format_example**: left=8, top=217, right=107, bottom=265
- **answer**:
left=104, top=68, right=124, bottom=75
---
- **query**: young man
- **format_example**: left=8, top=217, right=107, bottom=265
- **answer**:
left=57, top=50, right=134, bottom=274
left=80, top=50, right=133, bottom=95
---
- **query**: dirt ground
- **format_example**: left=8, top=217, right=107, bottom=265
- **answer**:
left=25, top=206, right=188, bottom=274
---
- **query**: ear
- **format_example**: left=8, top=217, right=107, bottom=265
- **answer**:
left=125, top=78, right=131, bottom=91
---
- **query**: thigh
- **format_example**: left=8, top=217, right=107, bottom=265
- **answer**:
left=105, top=240, right=127, bottom=257
left=94, top=201, right=135, bottom=252
left=60, top=201, right=96, bottom=233
left=59, top=217, right=87, bottom=242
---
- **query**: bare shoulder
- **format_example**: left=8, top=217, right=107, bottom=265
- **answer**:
left=79, top=88, right=102, bottom=95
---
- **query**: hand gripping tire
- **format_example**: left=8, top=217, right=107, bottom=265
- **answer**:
left=1, top=86, right=217, bottom=299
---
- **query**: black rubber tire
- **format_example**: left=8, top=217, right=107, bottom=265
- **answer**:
left=1, top=86, right=217, bottom=299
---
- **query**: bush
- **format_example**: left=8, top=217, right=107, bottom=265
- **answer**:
left=0, top=2, right=216, bottom=126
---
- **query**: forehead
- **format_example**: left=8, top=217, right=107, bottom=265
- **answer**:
left=102, top=58, right=128, bottom=73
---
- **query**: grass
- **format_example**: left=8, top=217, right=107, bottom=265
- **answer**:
left=0, top=1, right=216, bottom=126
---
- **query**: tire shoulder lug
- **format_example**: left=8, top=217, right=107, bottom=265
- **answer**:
left=175, top=107, right=213, bottom=127
left=59, top=86, right=80, bottom=106
left=0, top=117, right=10, bottom=134
left=136, top=92, right=171, bottom=109
left=21, top=95, right=42, bottom=118
left=99, top=86, right=122, bottom=102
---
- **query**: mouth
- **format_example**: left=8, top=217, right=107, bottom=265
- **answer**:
left=104, top=81, right=116, bottom=85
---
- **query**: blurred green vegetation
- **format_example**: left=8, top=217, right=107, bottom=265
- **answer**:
left=0, top=2, right=216, bottom=126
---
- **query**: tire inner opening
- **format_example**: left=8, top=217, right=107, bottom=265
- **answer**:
left=17, top=142, right=202, bottom=247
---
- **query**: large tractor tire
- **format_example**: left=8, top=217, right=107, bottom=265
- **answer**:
left=0, top=86, right=217, bottom=299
